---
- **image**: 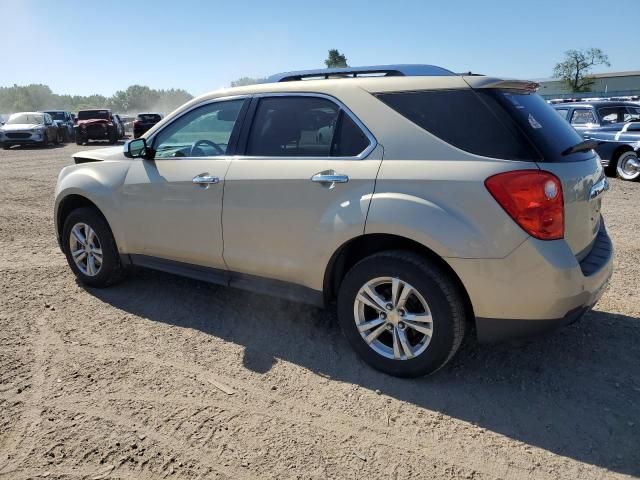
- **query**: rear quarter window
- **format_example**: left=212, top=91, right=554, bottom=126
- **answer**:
left=377, top=89, right=592, bottom=162
left=376, top=89, right=540, bottom=161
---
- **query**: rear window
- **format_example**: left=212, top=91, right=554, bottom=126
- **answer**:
left=376, top=89, right=592, bottom=162
left=78, top=110, right=109, bottom=120
left=138, top=114, right=162, bottom=122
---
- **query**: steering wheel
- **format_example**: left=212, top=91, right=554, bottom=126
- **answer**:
left=190, top=139, right=224, bottom=157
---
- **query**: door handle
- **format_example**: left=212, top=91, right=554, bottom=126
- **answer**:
left=311, top=171, right=349, bottom=188
left=192, top=173, right=219, bottom=185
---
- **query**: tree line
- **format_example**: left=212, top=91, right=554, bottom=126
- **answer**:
left=0, top=84, right=193, bottom=114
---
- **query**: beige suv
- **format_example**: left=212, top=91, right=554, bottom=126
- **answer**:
left=55, top=65, right=613, bottom=377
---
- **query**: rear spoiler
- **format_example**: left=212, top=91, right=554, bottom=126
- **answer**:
left=463, top=77, right=539, bottom=92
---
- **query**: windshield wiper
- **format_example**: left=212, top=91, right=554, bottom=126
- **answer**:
left=561, top=139, right=599, bottom=156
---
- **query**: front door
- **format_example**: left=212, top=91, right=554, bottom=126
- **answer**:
left=223, top=95, right=382, bottom=291
left=121, top=98, right=248, bottom=269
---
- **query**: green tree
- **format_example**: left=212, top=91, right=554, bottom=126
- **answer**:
left=553, top=48, right=611, bottom=92
left=230, top=77, right=266, bottom=87
left=324, top=49, right=348, bottom=68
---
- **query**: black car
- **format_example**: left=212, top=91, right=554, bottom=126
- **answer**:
left=133, top=113, right=162, bottom=138
left=44, top=110, right=75, bottom=142
left=554, top=102, right=640, bottom=181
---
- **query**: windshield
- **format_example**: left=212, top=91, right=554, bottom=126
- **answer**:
left=487, top=89, right=593, bottom=162
left=46, top=111, right=66, bottom=121
left=78, top=110, right=110, bottom=120
left=7, top=113, right=44, bottom=125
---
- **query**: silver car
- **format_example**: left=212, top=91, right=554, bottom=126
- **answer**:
left=54, top=65, right=613, bottom=377
left=1, top=112, right=61, bottom=149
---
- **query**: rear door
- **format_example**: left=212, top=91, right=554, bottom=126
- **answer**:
left=121, top=97, right=248, bottom=268
left=222, top=94, right=382, bottom=290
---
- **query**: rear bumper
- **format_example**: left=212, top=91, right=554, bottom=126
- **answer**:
left=447, top=219, right=613, bottom=342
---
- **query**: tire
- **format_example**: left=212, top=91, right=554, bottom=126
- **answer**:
left=54, top=130, right=61, bottom=145
left=337, top=250, right=466, bottom=377
left=2, top=144, right=10, bottom=150
left=41, top=133, right=49, bottom=148
left=108, top=129, right=117, bottom=145
left=61, top=128, right=70, bottom=143
left=615, top=151, right=640, bottom=181
left=76, top=134, right=86, bottom=146
left=62, top=207, right=126, bottom=288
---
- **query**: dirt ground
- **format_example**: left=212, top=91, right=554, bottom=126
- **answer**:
left=0, top=142, right=638, bottom=480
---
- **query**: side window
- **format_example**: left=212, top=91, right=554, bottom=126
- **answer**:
left=571, top=109, right=596, bottom=125
left=153, top=99, right=245, bottom=158
left=376, top=90, right=540, bottom=161
left=554, top=108, right=569, bottom=120
left=331, top=112, right=370, bottom=157
left=246, top=96, right=370, bottom=157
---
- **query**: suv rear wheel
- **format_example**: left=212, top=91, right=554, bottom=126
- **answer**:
left=337, top=251, right=466, bottom=377
left=62, top=207, right=126, bottom=288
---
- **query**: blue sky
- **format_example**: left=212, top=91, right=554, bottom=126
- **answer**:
left=4, top=0, right=639, bottom=97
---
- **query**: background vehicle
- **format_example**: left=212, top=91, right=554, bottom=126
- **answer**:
left=554, top=102, right=640, bottom=181
left=55, top=65, right=613, bottom=377
left=113, top=114, right=125, bottom=139
left=44, top=110, right=75, bottom=142
left=75, top=109, right=119, bottom=145
left=133, top=113, right=162, bottom=138
left=1, top=111, right=59, bottom=149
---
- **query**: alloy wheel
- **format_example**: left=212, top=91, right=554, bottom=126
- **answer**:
left=69, top=222, right=103, bottom=276
left=353, top=277, right=433, bottom=360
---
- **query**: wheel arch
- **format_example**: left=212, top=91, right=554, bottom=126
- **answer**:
left=323, top=233, right=474, bottom=321
left=56, top=194, right=111, bottom=249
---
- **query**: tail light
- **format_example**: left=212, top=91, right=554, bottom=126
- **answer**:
left=485, top=169, right=564, bottom=240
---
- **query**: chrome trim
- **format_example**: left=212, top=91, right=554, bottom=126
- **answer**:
left=192, top=173, right=219, bottom=185
left=238, top=92, right=377, bottom=160
left=589, top=176, right=609, bottom=200
left=311, top=173, right=349, bottom=184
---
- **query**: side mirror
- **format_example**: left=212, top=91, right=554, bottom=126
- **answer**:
left=127, top=138, right=148, bottom=158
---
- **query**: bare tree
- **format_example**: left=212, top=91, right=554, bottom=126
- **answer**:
left=553, top=48, right=611, bottom=92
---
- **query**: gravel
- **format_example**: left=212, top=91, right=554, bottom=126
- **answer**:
left=0, top=143, right=638, bottom=479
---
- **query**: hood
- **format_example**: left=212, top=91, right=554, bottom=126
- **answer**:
left=77, top=118, right=111, bottom=126
left=1, top=123, right=43, bottom=131
left=72, top=146, right=128, bottom=164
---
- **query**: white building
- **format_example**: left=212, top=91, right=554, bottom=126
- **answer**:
left=537, top=71, right=640, bottom=99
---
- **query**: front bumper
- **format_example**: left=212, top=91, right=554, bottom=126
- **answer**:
left=1, top=132, right=44, bottom=145
left=447, top=220, right=614, bottom=342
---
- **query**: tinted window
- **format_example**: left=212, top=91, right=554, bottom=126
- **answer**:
left=491, top=90, right=592, bottom=162
left=246, top=96, right=370, bottom=157
left=378, top=89, right=591, bottom=162
left=376, top=89, right=540, bottom=161
left=153, top=99, right=245, bottom=158
left=571, top=109, right=597, bottom=125
left=78, top=110, right=110, bottom=120
left=138, top=114, right=162, bottom=122
left=331, top=112, right=370, bottom=156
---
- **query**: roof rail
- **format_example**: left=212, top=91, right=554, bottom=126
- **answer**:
left=265, top=64, right=456, bottom=83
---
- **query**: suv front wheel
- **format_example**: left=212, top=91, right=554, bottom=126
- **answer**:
left=337, top=251, right=466, bottom=377
left=62, top=207, right=126, bottom=288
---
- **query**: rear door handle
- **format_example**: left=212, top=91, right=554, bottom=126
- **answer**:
left=192, top=173, right=219, bottom=186
left=311, top=171, right=349, bottom=188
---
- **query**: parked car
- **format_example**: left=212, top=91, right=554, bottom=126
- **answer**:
left=44, top=110, right=75, bottom=142
left=54, top=64, right=613, bottom=377
left=554, top=102, right=640, bottom=181
left=112, top=114, right=125, bottom=139
left=1, top=111, right=60, bottom=149
left=133, top=113, right=162, bottom=138
left=75, top=109, right=119, bottom=145
left=119, top=115, right=135, bottom=134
